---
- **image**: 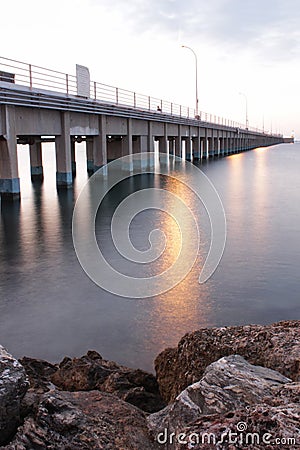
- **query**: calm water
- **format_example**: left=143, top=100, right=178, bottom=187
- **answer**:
left=0, top=143, right=299, bottom=372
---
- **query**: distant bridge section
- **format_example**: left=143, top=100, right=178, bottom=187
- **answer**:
left=0, top=56, right=285, bottom=200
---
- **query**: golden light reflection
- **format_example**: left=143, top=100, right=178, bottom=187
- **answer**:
left=137, top=169, right=214, bottom=354
left=251, top=147, right=269, bottom=242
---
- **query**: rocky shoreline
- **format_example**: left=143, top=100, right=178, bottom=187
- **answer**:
left=0, top=320, right=299, bottom=449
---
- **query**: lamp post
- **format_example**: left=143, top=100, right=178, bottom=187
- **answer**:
left=182, top=45, right=199, bottom=117
left=239, top=92, right=248, bottom=130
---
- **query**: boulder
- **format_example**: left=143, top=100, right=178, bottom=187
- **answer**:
left=51, top=351, right=165, bottom=413
left=173, top=403, right=300, bottom=449
left=0, top=346, right=29, bottom=445
left=19, top=356, right=57, bottom=393
left=148, top=355, right=291, bottom=437
left=155, top=320, right=300, bottom=403
left=4, top=390, right=160, bottom=450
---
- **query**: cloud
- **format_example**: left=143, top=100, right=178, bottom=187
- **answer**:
left=94, top=0, right=300, bottom=61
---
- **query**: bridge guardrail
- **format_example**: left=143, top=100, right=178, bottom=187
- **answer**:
left=0, top=56, right=281, bottom=136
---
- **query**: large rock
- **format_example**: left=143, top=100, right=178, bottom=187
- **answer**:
left=0, top=346, right=29, bottom=445
left=173, top=403, right=300, bottom=449
left=4, top=390, right=159, bottom=450
left=155, top=320, right=300, bottom=402
left=50, top=350, right=165, bottom=413
left=19, top=356, right=57, bottom=393
left=148, top=355, right=292, bottom=437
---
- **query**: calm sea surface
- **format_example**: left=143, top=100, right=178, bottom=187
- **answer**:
left=0, top=143, right=299, bottom=372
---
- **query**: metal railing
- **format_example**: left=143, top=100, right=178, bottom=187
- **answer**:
left=0, top=56, right=280, bottom=136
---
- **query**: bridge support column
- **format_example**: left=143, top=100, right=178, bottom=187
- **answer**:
left=203, top=139, right=208, bottom=159
left=169, top=137, right=175, bottom=155
left=159, top=123, right=168, bottom=154
left=200, top=137, right=205, bottom=159
left=0, top=106, right=20, bottom=200
left=213, top=137, right=219, bottom=156
left=185, top=136, right=192, bottom=160
left=122, top=118, right=133, bottom=171
left=193, top=136, right=201, bottom=160
left=185, top=127, right=192, bottom=160
left=175, top=136, right=182, bottom=158
left=86, top=139, right=94, bottom=174
left=93, top=115, right=107, bottom=172
left=228, top=136, right=232, bottom=154
left=71, top=138, right=76, bottom=176
left=224, top=136, right=229, bottom=155
left=29, top=140, right=44, bottom=181
left=147, top=122, right=155, bottom=168
left=107, top=137, right=122, bottom=161
left=208, top=137, right=214, bottom=157
left=133, top=135, right=148, bottom=170
left=215, top=133, right=220, bottom=156
left=55, top=112, right=72, bottom=187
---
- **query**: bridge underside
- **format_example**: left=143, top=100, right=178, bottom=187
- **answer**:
left=0, top=103, right=284, bottom=200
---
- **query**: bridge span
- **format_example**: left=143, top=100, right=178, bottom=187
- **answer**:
left=0, top=57, right=284, bottom=200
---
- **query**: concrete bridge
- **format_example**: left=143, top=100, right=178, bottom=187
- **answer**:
left=0, top=56, right=284, bottom=200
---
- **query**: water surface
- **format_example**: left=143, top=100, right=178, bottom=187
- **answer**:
left=0, top=143, right=299, bottom=372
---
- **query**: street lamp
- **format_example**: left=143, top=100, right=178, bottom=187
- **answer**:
left=182, top=45, right=199, bottom=117
left=239, top=92, right=248, bottom=130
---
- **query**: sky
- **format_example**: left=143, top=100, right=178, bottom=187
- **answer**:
left=1, top=0, right=299, bottom=137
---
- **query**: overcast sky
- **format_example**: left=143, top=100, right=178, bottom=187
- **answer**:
left=2, top=0, right=299, bottom=136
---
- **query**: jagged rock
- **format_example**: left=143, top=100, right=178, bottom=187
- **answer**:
left=173, top=404, right=300, bottom=449
left=19, top=357, right=57, bottom=393
left=148, top=355, right=291, bottom=438
left=3, top=390, right=159, bottom=450
left=155, top=320, right=300, bottom=403
left=51, top=351, right=165, bottom=413
left=0, top=346, right=29, bottom=445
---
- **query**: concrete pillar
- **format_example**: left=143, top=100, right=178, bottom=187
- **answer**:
left=175, top=136, right=182, bottom=158
left=224, top=135, right=229, bottom=155
left=71, top=138, right=76, bottom=176
left=122, top=118, right=133, bottom=171
left=93, top=115, right=107, bottom=171
left=192, top=136, right=200, bottom=160
left=227, top=136, right=232, bottom=154
left=133, top=135, right=148, bottom=170
left=159, top=123, right=168, bottom=153
left=216, top=132, right=220, bottom=156
left=213, top=137, right=218, bottom=156
left=0, top=106, right=20, bottom=200
left=203, top=129, right=209, bottom=159
left=185, top=137, right=192, bottom=160
left=208, top=137, right=214, bottom=157
left=55, top=112, right=72, bottom=187
left=29, top=140, right=44, bottom=181
left=147, top=122, right=155, bottom=168
left=148, top=122, right=154, bottom=152
left=169, top=138, right=175, bottom=155
left=86, top=139, right=94, bottom=174
left=107, top=138, right=122, bottom=161
left=200, top=137, right=205, bottom=159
